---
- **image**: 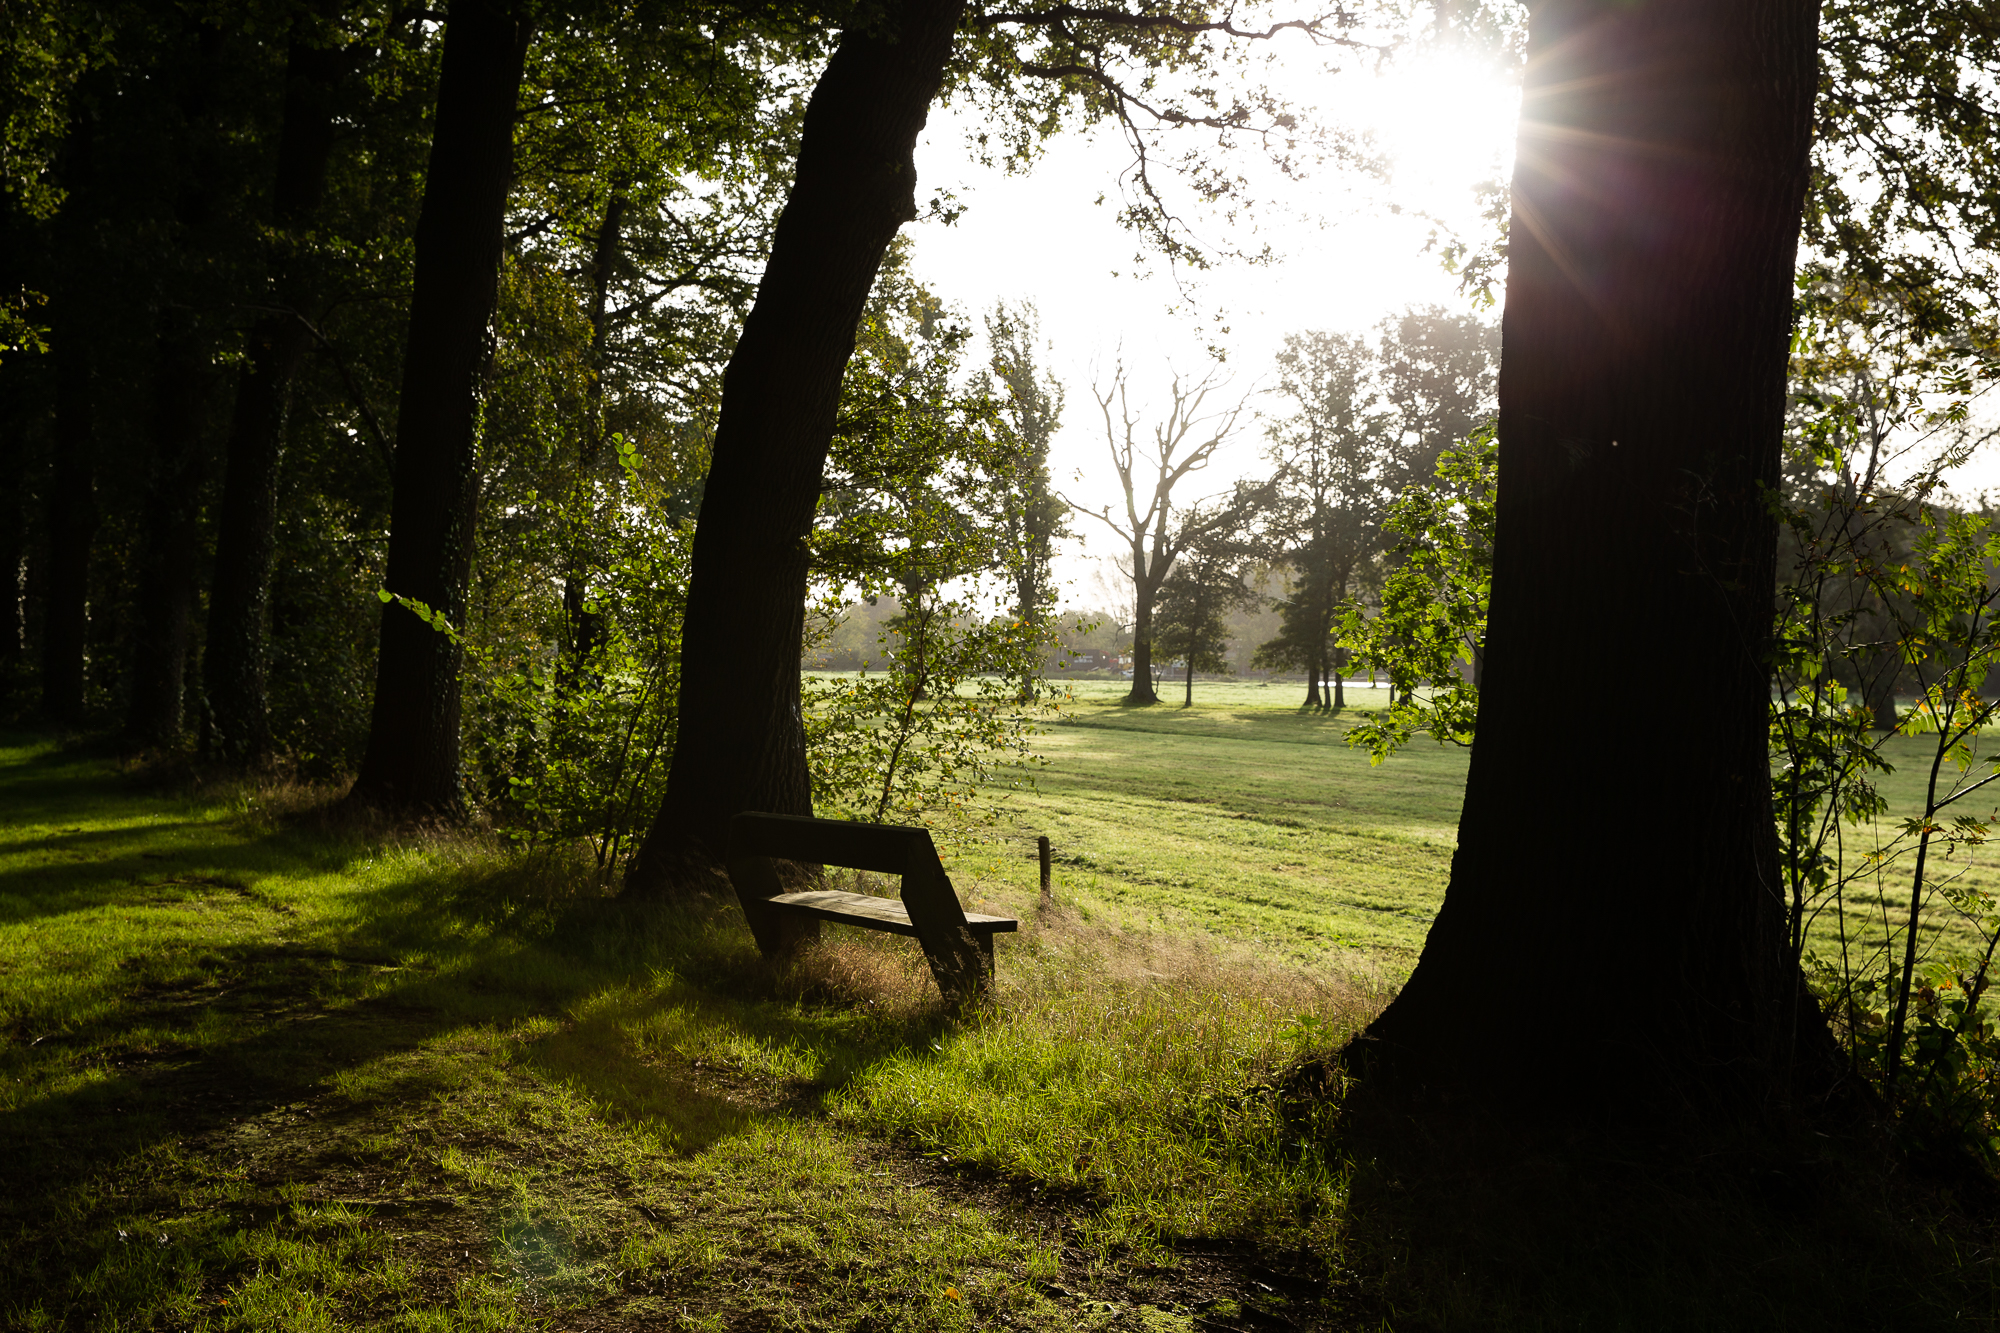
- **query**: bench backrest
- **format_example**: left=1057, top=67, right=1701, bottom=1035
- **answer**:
left=726, top=811, right=987, bottom=1002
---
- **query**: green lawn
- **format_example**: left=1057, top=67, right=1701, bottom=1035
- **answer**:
left=939, top=681, right=1466, bottom=969
left=5, top=694, right=1997, bottom=1331
left=0, top=724, right=1381, bottom=1332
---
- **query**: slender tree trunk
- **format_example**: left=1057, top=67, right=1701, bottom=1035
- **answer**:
left=126, top=323, right=212, bottom=746
left=42, top=119, right=96, bottom=727
left=624, top=0, right=967, bottom=892
left=561, top=188, right=625, bottom=669
left=1183, top=653, right=1194, bottom=707
left=0, top=376, right=28, bottom=692
left=1355, top=0, right=1830, bottom=1115
left=205, top=30, right=343, bottom=762
left=1304, top=664, right=1320, bottom=709
left=350, top=0, right=531, bottom=814
left=1128, top=577, right=1161, bottom=704
left=1331, top=647, right=1345, bottom=709
left=897, top=574, right=930, bottom=702
left=1862, top=646, right=1900, bottom=732
left=42, top=322, right=93, bottom=726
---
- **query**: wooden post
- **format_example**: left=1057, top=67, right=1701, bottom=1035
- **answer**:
left=1038, top=835, right=1052, bottom=907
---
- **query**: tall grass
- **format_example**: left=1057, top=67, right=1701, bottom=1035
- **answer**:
left=833, top=918, right=1373, bottom=1253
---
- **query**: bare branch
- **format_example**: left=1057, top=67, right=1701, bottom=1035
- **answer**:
left=976, top=5, right=1361, bottom=44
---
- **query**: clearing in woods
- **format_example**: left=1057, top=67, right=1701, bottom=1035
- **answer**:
left=2, top=683, right=1992, bottom=1329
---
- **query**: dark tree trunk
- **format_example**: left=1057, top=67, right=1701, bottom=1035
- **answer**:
left=205, top=30, right=343, bottom=763
left=125, top=323, right=212, bottom=747
left=1183, top=652, right=1194, bottom=707
left=561, top=189, right=625, bottom=669
left=1304, top=664, right=1320, bottom=709
left=0, top=383, right=28, bottom=690
left=1355, top=0, right=1828, bottom=1115
left=42, top=320, right=93, bottom=726
left=42, top=120, right=96, bottom=728
left=624, top=0, right=967, bottom=893
left=350, top=0, right=531, bottom=814
left=1127, top=580, right=1161, bottom=705
left=1861, top=647, right=1900, bottom=732
left=1330, top=648, right=1345, bottom=709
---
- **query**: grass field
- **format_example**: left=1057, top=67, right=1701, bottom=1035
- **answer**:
left=0, top=707, right=1404, bottom=1333
left=945, top=681, right=1465, bottom=969
left=4, top=685, right=1998, bottom=1331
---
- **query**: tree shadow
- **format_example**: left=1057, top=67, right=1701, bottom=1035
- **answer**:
left=2, top=770, right=953, bottom=1234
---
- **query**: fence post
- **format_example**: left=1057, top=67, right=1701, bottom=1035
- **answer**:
left=1038, top=834, right=1052, bottom=907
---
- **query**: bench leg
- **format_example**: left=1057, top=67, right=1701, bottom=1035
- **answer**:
left=727, top=854, right=822, bottom=957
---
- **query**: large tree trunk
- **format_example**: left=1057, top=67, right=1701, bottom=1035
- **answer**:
left=624, top=0, right=967, bottom=893
left=205, top=29, right=343, bottom=763
left=1303, top=664, right=1320, bottom=709
left=350, top=0, right=531, bottom=814
left=125, top=323, right=212, bottom=746
left=1355, top=0, right=1827, bottom=1115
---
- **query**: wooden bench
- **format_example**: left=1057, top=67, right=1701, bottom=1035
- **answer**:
left=725, top=812, right=1017, bottom=1005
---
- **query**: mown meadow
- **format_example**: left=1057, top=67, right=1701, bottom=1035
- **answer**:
left=3, top=685, right=1996, bottom=1330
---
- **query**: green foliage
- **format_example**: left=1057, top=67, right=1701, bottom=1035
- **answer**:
left=1155, top=532, right=1259, bottom=701
left=1338, top=423, right=1494, bottom=762
left=806, top=600, right=1052, bottom=827
left=472, top=510, right=692, bottom=881
left=1253, top=330, right=1395, bottom=697
left=1811, top=0, right=2000, bottom=338
left=0, top=0, right=108, bottom=221
left=808, top=260, right=1064, bottom=825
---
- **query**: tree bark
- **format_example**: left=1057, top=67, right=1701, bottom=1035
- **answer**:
left=350, top=0, right=531, bottom=814
left=561, top=188, right=625, bottom=670
left=0, top=396, right=26, bottom=690
left=41, top=119, right=97, bottom=728
left=124, top=321, right=211, bottom=746
left=624, top=0, right=969, bottom=893
left=1128, top=570, right=1161, bottom=705
left=1354, top=0, right=1829, bottom=1116
left=1304, top=664, right=1320, bottom=709
left=205, top=28, right=344, bottom=763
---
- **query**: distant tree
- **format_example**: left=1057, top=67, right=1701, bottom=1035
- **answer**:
left=1154, top=518, right=1259, bottom=708
left=1375, top=305, right=1499, bottom=490
left=1074, top=362, right=1262, bottom=705
left=981, top=301, right=1068, bottom=693
left=1253, top=330, right=1395, bottom=710
left=815, top=259, right=1010, bottom=702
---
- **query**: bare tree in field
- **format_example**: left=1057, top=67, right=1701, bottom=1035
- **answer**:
left=1071, top=363, right=1261, bottom=705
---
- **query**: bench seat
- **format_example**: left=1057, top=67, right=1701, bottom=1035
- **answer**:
left=767, top=889, right=1019, bottom=938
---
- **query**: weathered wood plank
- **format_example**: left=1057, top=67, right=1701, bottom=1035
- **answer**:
left=767, top=890, right=1018, bottom=935
left=730, top=812, right=924, bottom=874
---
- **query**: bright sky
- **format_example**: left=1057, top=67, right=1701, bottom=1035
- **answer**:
left=902, top=29, right=2000, bottom=610
left=905, top=33, right=1523, bottom=608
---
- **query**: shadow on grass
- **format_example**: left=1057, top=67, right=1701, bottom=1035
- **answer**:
left=0, top=741, right=953, bottom=1242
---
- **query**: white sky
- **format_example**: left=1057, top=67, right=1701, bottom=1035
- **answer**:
left=905, top=36, right=1522, bottom=609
